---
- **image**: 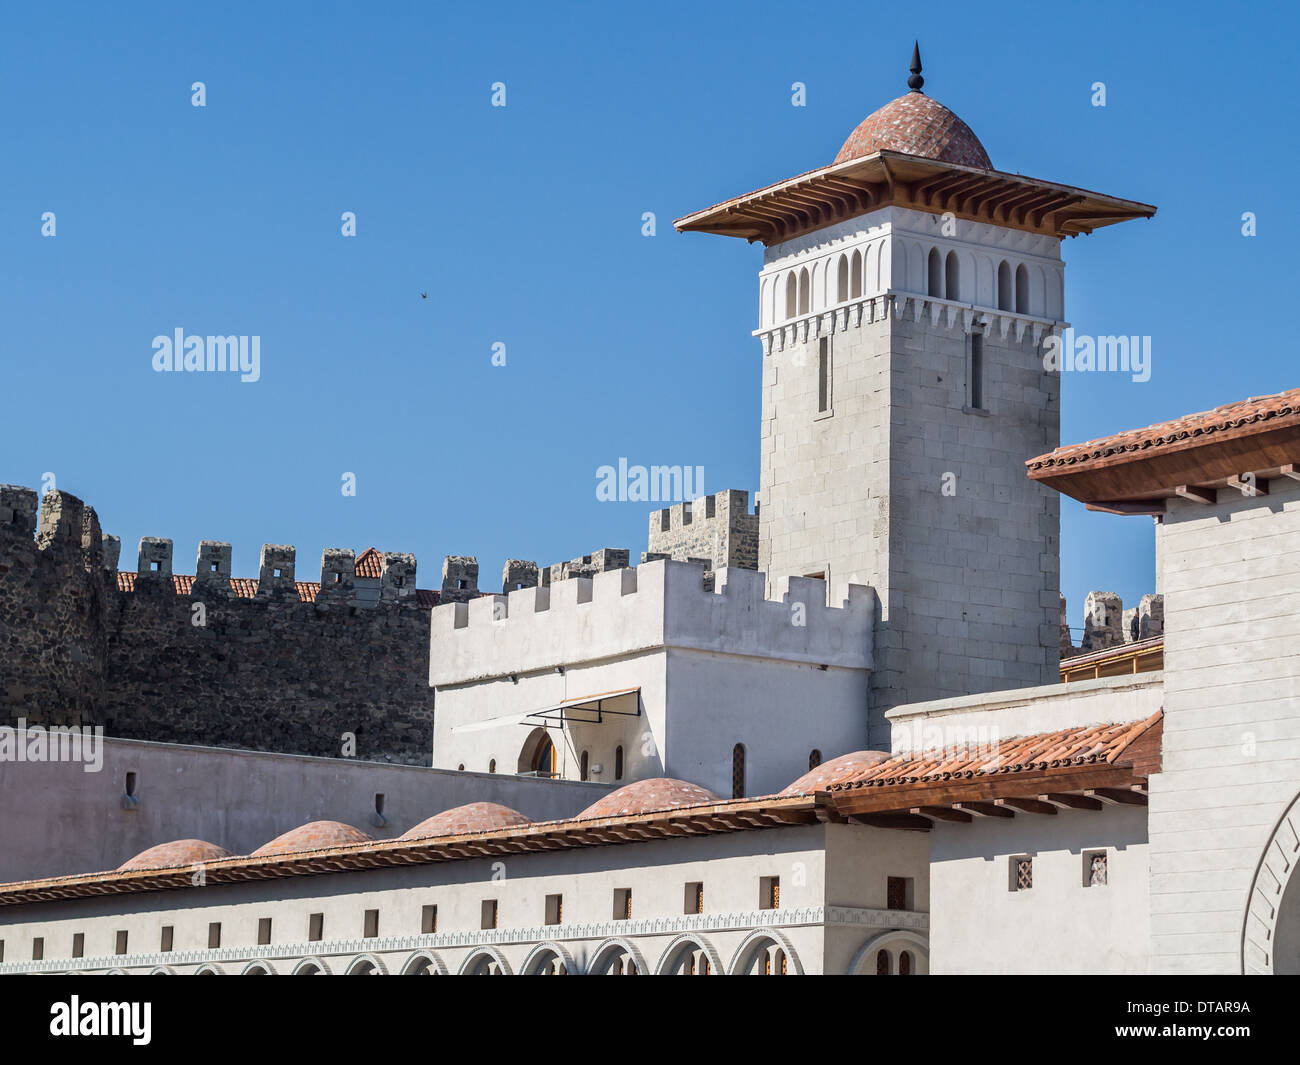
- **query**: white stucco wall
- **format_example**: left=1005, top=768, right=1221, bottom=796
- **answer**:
left=928, top=806, right=1150, bottom=974
left=1151, top=478, right=1300, bottom=974
left=0, top=822, right=930, bottom=976
left=430, top=560, right=875, bottom=798
left=886, top=672, right=1164, bottom=753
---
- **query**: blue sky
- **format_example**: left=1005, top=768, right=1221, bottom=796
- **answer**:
left=1, top=1, right=1294, bottom=638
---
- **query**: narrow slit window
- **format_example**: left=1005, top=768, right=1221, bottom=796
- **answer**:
left=969, top=331, right=984, bottom=410
left=817, top=337, right=830, bottom=413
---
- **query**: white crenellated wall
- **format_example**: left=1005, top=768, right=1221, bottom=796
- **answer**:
left=429, top=560, right=875, bottom=798
left=430, top=559, right=873, bottom=687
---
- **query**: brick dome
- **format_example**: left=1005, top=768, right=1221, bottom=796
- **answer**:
left=835, top=92, right=991, bottom=169
left=251, top=820, right=374, bottom=857
left=780, top=751, right=894, bottom=796
left=401, top=802, right=533, bottom=840
left=578, top=778, right=721, bottom=820
left=118, top=838, right=234, bottom=871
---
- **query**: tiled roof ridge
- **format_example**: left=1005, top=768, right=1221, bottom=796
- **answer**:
left=827, top=714, right=1163, bottom=792
left=116, top=570, right=439, bottom=606
left=1027, top=387, right=1300, bottom=472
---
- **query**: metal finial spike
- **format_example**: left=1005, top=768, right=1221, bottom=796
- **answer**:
left=908, top=41, right=924, bottom=92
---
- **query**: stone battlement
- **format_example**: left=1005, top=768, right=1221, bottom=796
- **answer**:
left=1059, top=591, right=1164, bottom=657
left=646, top=489, right=759, bottom=572
left=0, top=485, right=447, bottom=763
left=429, top=557, right=873, bottom=687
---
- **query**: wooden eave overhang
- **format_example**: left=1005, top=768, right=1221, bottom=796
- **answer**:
left=826, top=712, right=1162, bottom=826
left=1027, top=420, right=1300, bottom=517
left=673, top=150, right=1156, bottom=245
left=0, top=794, right=824, bottom=907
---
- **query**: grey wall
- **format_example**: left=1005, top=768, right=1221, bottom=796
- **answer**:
left=0, top=734, right=611, bottom=883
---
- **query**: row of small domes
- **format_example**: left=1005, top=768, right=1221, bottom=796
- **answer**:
left=117, top=754, right=890, bottom=872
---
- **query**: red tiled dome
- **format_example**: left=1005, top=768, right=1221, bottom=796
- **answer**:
left=578, top=778, right=721, bottom=820
left=118, top=838, right=234, bottom=871
left=835, top=92, right=991, bottom=169
left=251, top=820, right=374, bottom=857
left=401, top=802, right=533, bottom=840
left=780, top=751, right=894, bottom=796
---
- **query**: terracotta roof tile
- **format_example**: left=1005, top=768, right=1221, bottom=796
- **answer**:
left=577, top=778, right=721, bottom=819
left=779, top=750, right=894, bottom=796
left=118, top=839, right=234, bottom=871
left=1027, top=387, right=1300, bottom=473
left=828, top=713, right=1162, bottom=793
left=116, top=570, right=434, bottom=605
left=251, top=820, right=375, bottom=857
left=402, top=802, right=532, bottom=840
left=353, top=547, right=383, bottom=579
left=835, top=92, right=991, bottom=168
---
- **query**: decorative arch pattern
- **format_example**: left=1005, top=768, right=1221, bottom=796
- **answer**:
left=459, top=947, right=512, bottom=976
left=345, top=953, right=388, bottom=975
left=728, top=929, right=805, bottom=975
left=520, top=942, right=578, bottom=976
left=400, top=950, right=448, bottom=975
left=849, top=930, right=930, bottom=975
left=1243, top=788, right=1300, bottom=973
left=655, top=933, right=723, bottom=976
left=588, top=937, right=649, bottom=976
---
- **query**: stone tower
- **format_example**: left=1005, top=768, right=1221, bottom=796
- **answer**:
left=675, top=46, right=1154, bottom=742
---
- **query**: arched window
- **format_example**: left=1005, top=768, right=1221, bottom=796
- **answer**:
left=580, top=750, right=590, bottom=782
left=732, top=743, right=746, bottom=799
left=1015, top=263, right=1029, bottom=314
left=614, top=745, right=624, bottom=781
left=945, top=250, right=960, bottom=301
left=488, top=759, right=496, bottom=773
left=809, top=749, right=822, bottom=770
left=798, top=268, right=810, bottom=316
left=836, top=255, right=849, bottom=303
left=927, top=248, right=942, bottom=297
left=997, top=260, right=1012, bottom=311
left=850, top=250, right=863, bottom=298
left=519, top=728, right=556, bottom=777
left=899, top=950, right=913, bottom=975
left=785, top=273, right=797, bottom=321
left=876, top=949, right=890, bottom=976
